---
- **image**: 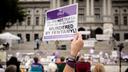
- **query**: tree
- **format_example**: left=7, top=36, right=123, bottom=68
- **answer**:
left=0, top=0, right=26, bottom=33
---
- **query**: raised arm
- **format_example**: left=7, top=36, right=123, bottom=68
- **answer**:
left=63, top=33, right=84, bottom=72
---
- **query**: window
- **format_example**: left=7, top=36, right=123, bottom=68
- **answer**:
left=36, top=17, right=39, bottom=25
left=115, top=33, right=120, bottom=41
left=28, top=10, right=30, bottom=13
left=115, top=16, right=119, bottom=25
left=79, top=8, right=84, bottom=14
left=79, top=0, right=83, bottom=2
left=123, top=16, right=127, bottom=25
left=36, top=10, right=39, bottom=13
left=17, top=34, right=22, bottom=38
left=34, top=34, right=39, bottom=40
left=17, top=33, right=22, bottom=43
left=27, top=17, right=31, bottom=25
left=124, top=33, right=128, bottom=40
left=95, top=8, right=100, bottom=13
left=124, top=9, right=127, bottom=12
left=95, top=8, right=100, bottom=20
left=115, top=9, right=118, bottom=12
left=26, top=34, right=30, bottom=42
left=95, top=0, right=99, bottom=2
left=90, top=30, right=95, bottom=38
left=95, top=13, right=100, bottom=20
left=63, top=0, right=68, bottom=2
left=78, top=14, right=84, bottom=22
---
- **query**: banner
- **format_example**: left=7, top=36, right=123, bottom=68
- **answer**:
left=96, top=34, right=111, bottom=40
left=43, top=3, right=78, bottom=41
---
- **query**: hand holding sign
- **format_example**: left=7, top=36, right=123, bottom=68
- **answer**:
left=43, top=3, right=78, bottom=41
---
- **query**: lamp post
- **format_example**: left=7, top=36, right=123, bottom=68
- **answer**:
left=118, top=43, right=124, bottom=72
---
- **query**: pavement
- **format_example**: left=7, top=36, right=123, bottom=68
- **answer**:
left=91, top=65, right=128, bottom=72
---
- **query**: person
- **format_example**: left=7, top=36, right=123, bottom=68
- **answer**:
left=34, top=38, right=40, bottom=50
left=5, top=65, right=17, bottom=72
left=76, top=56, right=91, bottom=72
left=125, top=68, right=128, bottom=72
left=0, top=59, right=4, bottom=72
left=30, top=57, right=44, bottom=72
left=63, top=32, right=84, bottom=72
left=48, top=59, right=57, bottom=72
left=56, top=57, right=66, bottom=72
left=6, top=56, right=21, bottom=72
left=93, top=63, right=105, bottom=72
left=0, top=59, right=3, bottom=68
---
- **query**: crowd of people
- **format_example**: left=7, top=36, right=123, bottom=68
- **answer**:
left=0, top=33, right=128, bottom=72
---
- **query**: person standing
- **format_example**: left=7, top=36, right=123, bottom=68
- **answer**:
left=6, top=56, right=21, bottom=72
left=76, top=56, right=91, bottom=72
left=34, top=38, right=40, bottom=50
left=56, top=57, right=66, bottom=72
left=93, top=63, right=105, bottom=72
left=30, top=57, right=44, bottom=72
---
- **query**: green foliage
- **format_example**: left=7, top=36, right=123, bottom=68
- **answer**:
left=0, top=0, right=26, bottom=32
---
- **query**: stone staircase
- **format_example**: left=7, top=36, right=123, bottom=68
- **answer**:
left=8, top=40, right=128, bottom=56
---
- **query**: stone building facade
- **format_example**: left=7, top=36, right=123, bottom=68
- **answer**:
left=4, top=0, right=128, bottom=45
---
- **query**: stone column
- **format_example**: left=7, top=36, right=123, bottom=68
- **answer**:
left=69, top=0, right=73, bottom=4
left=86, top=0, right=90, bottom=16
left=73, top=0, right=77, bottom=3
left=57, top=0, right=60, bottom=8
left=50, top=0, right=56, bottom=9
left=103, top=0, right=107, bottom=16
left=91, top=0, right=94, bottom=16
left=107, top=0, right=112, bottom=16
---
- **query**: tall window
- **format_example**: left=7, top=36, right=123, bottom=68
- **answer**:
left=78, top=14, right=84, bottom=21
left=115, top=33, right=120, bottom=41
left=95, top=8, right=100, bottom=20
left=34, top=34, right=39, bottom=40
left=17, top=34, right=22, bottom=38
left=115, top=16, right=119, bottom=25
left=36, top=17, right=39, bottom=25
left=124, top=33, right=128, bottom=40
left=79, top=0, right=84, bottom=2
left=95, top=13, right=100, bottom=20
left=17, top=33, right=22, bottom=43
left=63, top=0, right=68, bottom=2
left=123, top=16, right=127, bottom=25
left=26, top=34, right=30, bottom=42
left=27, top=17, right=31, bottom=25
left=95, top=0, right=99, bottom=2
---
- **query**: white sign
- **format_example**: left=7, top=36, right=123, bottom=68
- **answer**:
left=43, top=3, right=78, bottom=41
left=84, top=40, right=96, bottom=47
left=96, top=34, right=111, bottom=40
left=79, top=31, right=91, bottom=35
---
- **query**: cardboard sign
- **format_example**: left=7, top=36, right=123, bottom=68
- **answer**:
left=43, top=3, right=78, bottom=41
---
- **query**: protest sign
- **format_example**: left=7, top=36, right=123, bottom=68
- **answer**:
left=43, top=3, right=78, bottom=41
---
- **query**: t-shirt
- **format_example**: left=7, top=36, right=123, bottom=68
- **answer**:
left=76, top=62, right=91, bottom=72
left=56, top=63, right=66, bottom=72
left=30, top=63, right=44, bottom=72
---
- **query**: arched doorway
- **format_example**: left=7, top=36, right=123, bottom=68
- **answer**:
left=95, top=27, right=103, bottom=34
left=78, top=27, right=87, bottom=40
left=78, top=27, right=85, bottom=31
